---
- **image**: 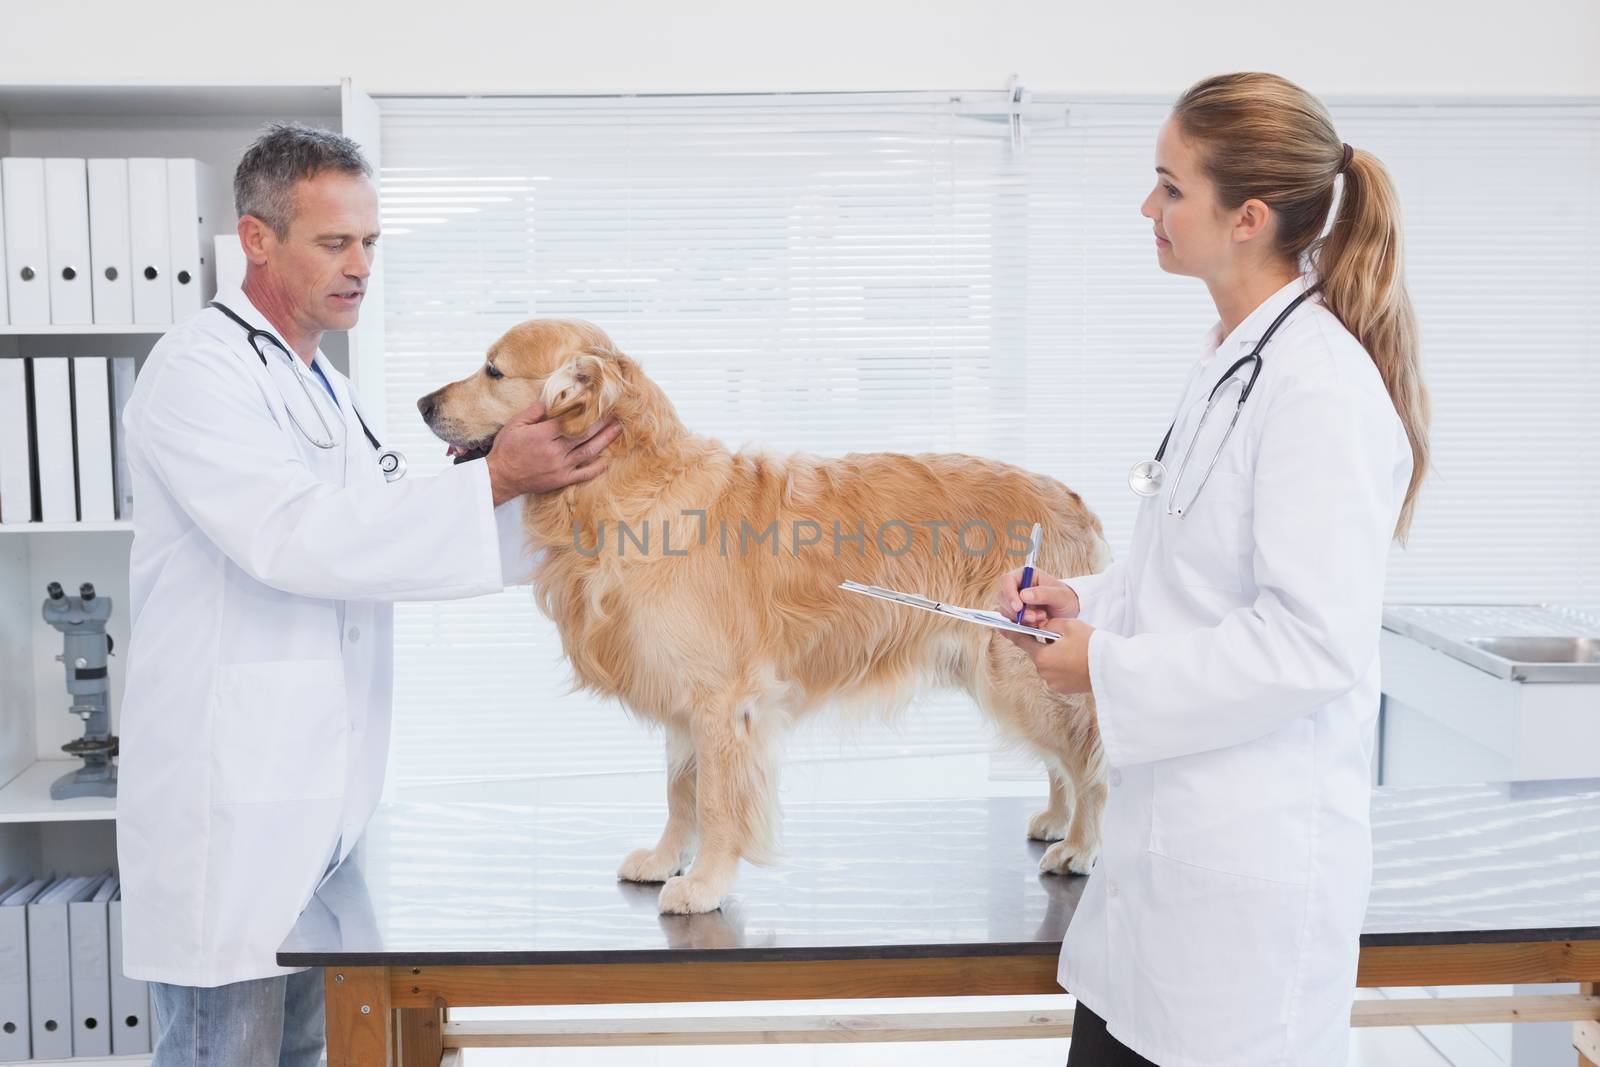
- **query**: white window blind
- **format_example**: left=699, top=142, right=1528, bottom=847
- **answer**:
left=378, top=94, right=1600, bottom=790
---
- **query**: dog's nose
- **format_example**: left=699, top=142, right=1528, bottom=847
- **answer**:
left=417, top=393, right=437, bottom=423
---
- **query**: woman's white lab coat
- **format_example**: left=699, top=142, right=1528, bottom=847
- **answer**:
left=115, top=287, right=532, bottom=987
left=1059, top=275, right=1413, bottom=1066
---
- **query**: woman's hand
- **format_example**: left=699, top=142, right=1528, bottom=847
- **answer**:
left=1002, top=619, right=1095, bottom=695
left=996, top=568, right=1080, bottom=628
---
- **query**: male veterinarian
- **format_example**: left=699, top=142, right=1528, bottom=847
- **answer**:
left=114, top=123, right=621, bottom=1067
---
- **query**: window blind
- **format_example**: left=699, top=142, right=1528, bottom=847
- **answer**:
left=378, top=94, right=1600, bottom=790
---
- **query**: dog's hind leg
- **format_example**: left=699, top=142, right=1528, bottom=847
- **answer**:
left=1038, top=693, right=1107, bottom=877
left=975, top=636, right=1106, bottom=876
left=618, top=725, right=698, bottom=884
left=657, top=695, right=781, bottom=915
left=1027, top=761, right=1072, bottom=843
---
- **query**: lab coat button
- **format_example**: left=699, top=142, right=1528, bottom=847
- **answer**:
left=347, top=626, right=360, bottom=643
left=1109, top=769, right=1122, bottom=787
left=1106, top=880, right=1119, bottom=898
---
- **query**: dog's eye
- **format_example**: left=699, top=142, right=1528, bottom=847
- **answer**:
left=484, top=363, right=504, bottom=381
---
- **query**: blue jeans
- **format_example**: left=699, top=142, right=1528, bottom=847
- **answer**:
left=150, top=968, right=325, bottom=1067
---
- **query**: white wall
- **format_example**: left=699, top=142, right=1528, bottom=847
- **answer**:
left=5, top=0, right=1597, bottom=97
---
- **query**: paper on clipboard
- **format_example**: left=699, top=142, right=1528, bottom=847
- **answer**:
left=839, top=581, right=1061, bottom=641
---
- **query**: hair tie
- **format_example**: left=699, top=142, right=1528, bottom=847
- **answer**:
left=1339, top=142, right=1355, bottom=175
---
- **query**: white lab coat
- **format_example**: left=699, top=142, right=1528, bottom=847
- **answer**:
left=1059, top=275, right=1413, bottom=1067
left=115, top=286, right=534, bottom=987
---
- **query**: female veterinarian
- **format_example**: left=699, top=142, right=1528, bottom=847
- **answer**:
left=999, top=72, right=1430, bottom=1067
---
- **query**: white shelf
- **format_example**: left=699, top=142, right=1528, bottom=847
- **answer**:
left=0, top=761, right=118, bottom=824
left=0, top=521, right=132, bottom=534
left=0, top=324, right=166, bottom=336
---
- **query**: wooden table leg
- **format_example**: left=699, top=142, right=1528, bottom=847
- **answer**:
left=1577, top=982, right=1600, bottom=1067
left=325, top=966, right=394, bottom=1067
left=398, top=1003, right=446, bottom=1067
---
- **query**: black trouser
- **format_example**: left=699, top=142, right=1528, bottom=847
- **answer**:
left=1066, top=1000, right=1158, bottom=1066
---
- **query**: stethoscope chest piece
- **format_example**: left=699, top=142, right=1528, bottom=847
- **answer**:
left=377, top=449, right=407, bottom=483
left=1128, top=458, right=1165, bottom=498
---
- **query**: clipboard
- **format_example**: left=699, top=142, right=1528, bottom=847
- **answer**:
left=840, top=581, right=1061, bottom=641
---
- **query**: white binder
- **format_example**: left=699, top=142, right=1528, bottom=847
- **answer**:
left=214, top=231, right=247, bottom=295
left=128, top=158, right=172, bottom=325
left=44, top=159, right=93, bottom=325
left=0, top=164, right=9, bottom=325
left=68, top=874, right=115, bottom=1057
left=31, top=358, right=78, bottom=523
left=109, top=357, right=137, bottom=520
left=27, top=875, right=92, bottom=1060
left=73, top=357, right=116, bottom=522
left=106, top=885, right=150, bottom=1055
left=87, top=159, right=134, bottom=325
left=2, top=158, right=51, bottom=325
left=0, top=876, right=43, bottom=1061
left=167, top=158, right=215, bottom=320
left=0, top=358, right=34, bottom=524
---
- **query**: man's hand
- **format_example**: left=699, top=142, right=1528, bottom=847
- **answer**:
left=485, top=401, right=622, bottom=506
left=1002, top=618, right=1095, bottom=695
left=996, top=568, right=1081, bottom=629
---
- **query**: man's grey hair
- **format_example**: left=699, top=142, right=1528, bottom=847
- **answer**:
left=234, top=122, right=373, bottom=237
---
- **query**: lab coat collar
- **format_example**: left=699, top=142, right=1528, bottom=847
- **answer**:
left=212, top=283, right=339, bottom=386
left=1199, top=272, right=1320, bottom=365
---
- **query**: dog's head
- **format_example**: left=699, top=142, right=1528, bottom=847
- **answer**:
left=417, top=318, right=657, bottom=463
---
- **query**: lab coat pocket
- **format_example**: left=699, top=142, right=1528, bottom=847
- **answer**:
left=1163, top=470, right=1252, bottom=594
left=210, top=659, right=349, bottom=805
left=1149, top=716, right=1314, bottom=885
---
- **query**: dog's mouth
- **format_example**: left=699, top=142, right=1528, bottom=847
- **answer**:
left=446, top=433, right=497, bottom=465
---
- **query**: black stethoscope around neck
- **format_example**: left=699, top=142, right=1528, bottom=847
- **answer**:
left=210, top=301, right=406, bottom=482
left=1128, top=287, right=1318, bottom=517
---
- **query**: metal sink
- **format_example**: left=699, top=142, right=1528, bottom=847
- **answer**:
left=1464, top=636, right=1600, bottom=666
left=1383, top=605, right=1600, bottom=683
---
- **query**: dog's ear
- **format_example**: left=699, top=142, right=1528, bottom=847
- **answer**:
left=542, top=346, right=625, bottom=436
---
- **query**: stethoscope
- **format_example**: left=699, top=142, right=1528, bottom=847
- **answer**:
left=209, top=302, right=407, bottom=482
left=1128, top=287, right=1318, bottom=517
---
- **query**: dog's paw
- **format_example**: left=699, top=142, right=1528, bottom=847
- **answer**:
left=1027, top=808, right=1068, bottom=842
left=617, top=847, right=685, bottom=884
left=1039, top=840, right=1098, bottom=877
left=657, top=875, right=725, bottom=915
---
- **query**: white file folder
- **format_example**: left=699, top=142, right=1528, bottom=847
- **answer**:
left=214, top=232, right=246, bottom=295
left=0, top=876, right=44, bottom=1061
left=31, top=358, right=78, bottom=523
left=128, top=158, right=172, bottom=325
left=2, top=158, right=51, bottom=325
left=68, top=874, right=114, bottom=1057
left=27, top=875, right=92, bottom=1060
left=167, top=158, right=215, bottom=320
left=0, top=165, right=9, bottom=325
left=87, top=159, right=134, bottom=325
left=44, top=159, right=93, bottom=325
left=106, top=885, right=150, bottom=1056
left=0, top=357, right=34, bottom=524
left=73, top=357, right=116, bottom=522
left=109, top=356, right=136, bottom=520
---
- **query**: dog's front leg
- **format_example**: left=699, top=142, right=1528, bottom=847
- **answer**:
left=618, top=726, right=698, bottom=883
left=657, top=700, right=779, bottom=915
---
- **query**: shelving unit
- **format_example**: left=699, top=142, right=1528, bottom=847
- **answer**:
left=0, top=78, right=385, bottom=1066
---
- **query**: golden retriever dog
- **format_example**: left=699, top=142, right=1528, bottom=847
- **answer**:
left=419, top=319, right=1109, bottom=915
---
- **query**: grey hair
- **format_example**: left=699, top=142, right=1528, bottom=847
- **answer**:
left=234, top=122, right=373, bottom=238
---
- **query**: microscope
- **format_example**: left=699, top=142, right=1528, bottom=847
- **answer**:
left=41, top=582, right=119, bottom=799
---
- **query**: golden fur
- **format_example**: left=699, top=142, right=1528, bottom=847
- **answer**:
left=420, top=319, right=1109, bottom=914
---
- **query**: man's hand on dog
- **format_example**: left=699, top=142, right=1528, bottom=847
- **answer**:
left=996, top=568, right=1094, bottom=695
left=487, top=401, right=622, bottom=505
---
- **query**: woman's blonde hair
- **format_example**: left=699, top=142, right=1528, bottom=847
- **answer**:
left=1172, top=72, right=1430, bottom=542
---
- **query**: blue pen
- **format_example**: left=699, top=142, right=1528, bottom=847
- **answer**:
left=1015, top=522, right=1043, bottom=624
